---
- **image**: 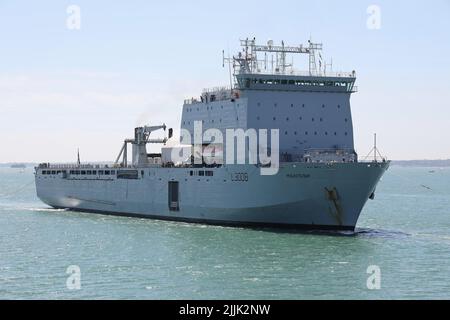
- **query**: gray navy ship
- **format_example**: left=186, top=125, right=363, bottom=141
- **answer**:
left=35, top=38, right=389, bottom=231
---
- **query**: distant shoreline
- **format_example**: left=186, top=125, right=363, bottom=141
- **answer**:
left=1, top=160, right=450, bottom=168
left=390, top=160, right=450, bottom=167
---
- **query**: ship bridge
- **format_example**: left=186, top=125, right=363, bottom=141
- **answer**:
left=235, top=73, right=357, bottom=93
left=181, top=38, right=359, bottom=162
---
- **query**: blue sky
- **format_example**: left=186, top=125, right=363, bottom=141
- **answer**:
left=1, top=0, right=449, bottom=162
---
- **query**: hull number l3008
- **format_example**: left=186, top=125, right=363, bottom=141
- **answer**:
left=231, top=172, right=249, bottom=182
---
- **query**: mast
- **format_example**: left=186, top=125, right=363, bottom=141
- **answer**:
left=234, top=37, right=323, bottom=76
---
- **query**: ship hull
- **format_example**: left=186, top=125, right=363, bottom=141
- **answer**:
left=35, top=162, right=389, bottom=231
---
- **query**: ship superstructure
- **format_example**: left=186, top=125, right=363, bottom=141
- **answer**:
left=35, top=38, right=389, bottom=231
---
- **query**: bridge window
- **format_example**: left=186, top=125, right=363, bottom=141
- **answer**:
left=81, top=171, right=86, bottom=175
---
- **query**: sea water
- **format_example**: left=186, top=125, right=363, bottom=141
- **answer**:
left=0, top=166, right=449, bottom=299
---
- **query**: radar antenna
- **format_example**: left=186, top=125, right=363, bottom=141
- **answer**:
left=234, top=37, right=323, bottom=76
